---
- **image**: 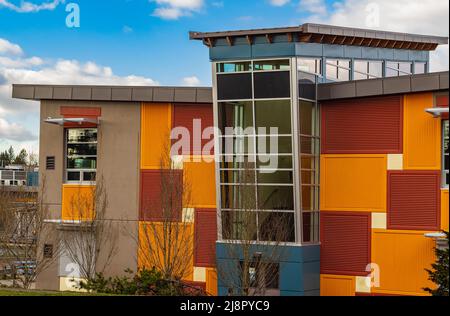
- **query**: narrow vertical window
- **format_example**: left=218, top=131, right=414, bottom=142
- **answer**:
left=66, top=128, right=97, bottom=183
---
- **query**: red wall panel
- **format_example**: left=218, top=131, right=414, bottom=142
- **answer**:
left=321, top=96, right=403, bottom=154
left=320, top=212, right=371, bottom=276
left=140, top=170, right=183, bottom=221
left=388, top=171, right=441, bottom=231
left=194, top=209, right=217, bottom=267
left=172, top=103, right=214, bottom=155
left=60, top=106, right=101, bottom=128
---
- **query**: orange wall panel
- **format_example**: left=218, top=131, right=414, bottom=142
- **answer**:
left=320, top=155, right=387, bottom=212
left=206, top=268, right=218, bottom=296
left=61, top=184, right=95, bottom=221
left=141, top=103, right=172, bottom=169
left=404, top=93, right=441, bottom=170
left=138, top=221, right=194, bottom=281
left=372, top=229, right=435, bottom=296
left=442, top=189, right=449, bottom=231
left=320, top=274, right=355, bottom=296
left=184, top=159, right=217, bottom=208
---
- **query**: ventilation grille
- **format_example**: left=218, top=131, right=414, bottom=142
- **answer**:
left=46, top=156, right=55, bottom=170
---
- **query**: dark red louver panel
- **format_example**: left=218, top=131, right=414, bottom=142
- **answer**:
left=388, top=171, right=441, bottom=231
left=320, top=212, right=371, bottom=276
left=172, top=103, right=214, bottom=155
left=140, top=170, right=183, bottom=222
left=194, top=209, right=217, bottom=267
left=321, top=95, right=403, bottom=154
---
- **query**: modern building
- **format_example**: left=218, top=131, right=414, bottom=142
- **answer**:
left=11, top=23, right=449, bottom=296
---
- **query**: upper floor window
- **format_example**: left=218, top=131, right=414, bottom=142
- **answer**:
left=253, top=59, right=290, bottom=71
left=66, top=128, right=97, bottom=183
left=414, top=62, right=427, bottom=74
left=354, top=60, right=382, bottom=80
left=217, top=61, right=251, bottom=73
left=297, top=58, right=322, bottom=75
left=386, top=61, right=412, bottom=77
left=326, top=59, right=350, bottom=81
left=443, top=119, right=449, bottom=188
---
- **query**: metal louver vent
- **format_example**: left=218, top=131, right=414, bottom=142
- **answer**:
left=46, top=156, right=55, bottom=170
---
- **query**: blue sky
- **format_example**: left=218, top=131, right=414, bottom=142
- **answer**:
left=0, top=0, right=449, bottom=154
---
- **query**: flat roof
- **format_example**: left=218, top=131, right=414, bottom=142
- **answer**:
left=11, top=85, right=213, bottom=103
left=190, top=23, right=448, bottom=51
left=12, top=72, right=448, bottom=103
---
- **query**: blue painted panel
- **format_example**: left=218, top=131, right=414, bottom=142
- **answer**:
left=251, top=43, right=296, bottom=58
left=280, top=261, right=303, bottom=292
left=304, top=289, right=320, bottom=296
left=394, top=49, right=409, bottom=61
left=280, top=290, right=304, bottom=296
left=302, top=261, right=320, bottom=291
left=210, top=45, right=252, bottom=61
left=344, top=46, right=362, bottom=58
left=361, top=47, right=378, bottom=59
left=409, top=50, right=429, bottom=62
left=378, top=48, right=395, bottom=60
left=295, top=42, right=323, bottom=57
left=323, top=44, right=344, bottom=58
left=302, top=245, right=320, bottom=262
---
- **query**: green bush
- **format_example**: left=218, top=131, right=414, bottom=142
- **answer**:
left=78, top=268, right=205, bottom=296
left=424, top=231, right=449, bottom=296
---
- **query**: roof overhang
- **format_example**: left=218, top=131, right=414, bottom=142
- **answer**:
left=190, top=23, right=448, bottom=51
left=44, top=117, right=100, bottom=126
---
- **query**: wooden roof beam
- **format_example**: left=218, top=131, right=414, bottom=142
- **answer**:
left=266, top=34, right=273, bottom=44
left=246, top=35, right=253, bottom=45
left=226, top=36, right=233, bottom=46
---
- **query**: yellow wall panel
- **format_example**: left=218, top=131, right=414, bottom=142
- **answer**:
left=320, top=274, right=355, bottom=296
left=442, top=189, right=449, bottom=231
left=61, top=184, right=95, bottom=221
left=184, top=158, right=217, bottom=208
left=206, top=268, right=218, bottom=296
left=320, top=155, right=387, bottom=212
left=404, top=93, right=441, bottom=170
left=141, top=103, right=172, bottom=169
left=138, top=221, right=194, bottom=281
left=372, top=229, right=435, bottom=296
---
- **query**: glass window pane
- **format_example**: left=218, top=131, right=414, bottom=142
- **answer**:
left=253, top=59, right=290, bottom=71
left=399, top=62, right=412, bottom=75
left=83, top=172, right=96, bottom=182
left=221, top=169, right=256, bottom=184
left=222, top=211, right=257, bottom=240
left=302, top=212, right=319, bottom=243
left=354, top=60, right=368, bottom=78
left=257, top=186, right=294, bottom=210
left=221, top=185, right=256, bottom=210
left=221, top=136, right=254, bottom=155
left=298, top=58, right=321, bottom=75
left=258, top=212, right=295, bottom=242
left=368, top=61, right=382, bottom=78
left=326, top=63, right=338, bottom=81
left=301, top=156, right=318, bottom=171
left=257, top=136, right=292, bottom=154
left=67, top=129, right=97, bottom=143
left=67, top=172, right=80, bottom=181
left=257, top=155, right=292, bottom=169
left=217, top=62, right=251, bottom=73
left=67, top=157, right=96, bottom=169
left=415, top=62, right=426, bottom=74
left=386, top=62, right=399, bottom=77
left=299, top=100, right=315, bottom=135
left=257, top=170, right=293, bottom=184
left=298, top=71, right=317, bottom=100
left=255, top=100, right=291, bottom=135
left=220, top=155, right=256, bottom=170
left=67, top=144, right=97, bottom=156
left=300, top=136, right=319, bottom=155
left=218, top=101, right=253, bottom=134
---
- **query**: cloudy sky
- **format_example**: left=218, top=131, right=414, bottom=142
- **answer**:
left=0, top=0, right=449, bottom=154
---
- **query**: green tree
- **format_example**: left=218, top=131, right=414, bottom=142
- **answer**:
left=0, top=151, right=10, bottom=167
left=14, top=148, right=28, bottom=165
left=7, top=146, right=15, bottom=164
left=424, top=231, right=449, bottom=296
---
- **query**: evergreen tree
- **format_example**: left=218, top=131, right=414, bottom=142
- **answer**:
left=14, top=148, right=28, bottom=165
left=7, top=146, right=15, bottom=165
left=424, top=231, right=449, bottom=296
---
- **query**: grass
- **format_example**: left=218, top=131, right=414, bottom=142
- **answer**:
left=0, top=288, right=106, bottom=296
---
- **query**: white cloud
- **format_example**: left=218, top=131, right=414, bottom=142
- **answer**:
left=298, top=0, right=449, bottom=71
left=181, top=76, right=201, bottom=86
left=0, top=38, right=23, bottom=56
left=0, top=0, right=65, bottom=13
left=270, top=0, right=290, bottom=6
left=151, top=0, right=204, bottom=20
left=0, top=117, right=37, bottom=142
left=299, top=0, right=327, bottom=15
left=0, top=37, right=159, bottom=152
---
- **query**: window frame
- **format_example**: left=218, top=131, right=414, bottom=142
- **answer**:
left=443, top=119, right=449, bottom=188
left=64, top=128, right=98, bottom=184
left=325, top=58, right=351, bottom=81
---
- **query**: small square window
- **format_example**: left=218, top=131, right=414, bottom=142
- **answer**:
left=67, top=172, right=81, bottom=182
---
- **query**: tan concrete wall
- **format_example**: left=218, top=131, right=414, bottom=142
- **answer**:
left=36, top=100, right=140, bottom=290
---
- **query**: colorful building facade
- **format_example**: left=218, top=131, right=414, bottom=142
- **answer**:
left=11, top=23, right=450, bottom=296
